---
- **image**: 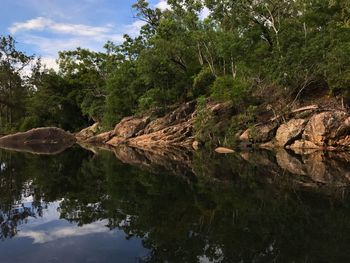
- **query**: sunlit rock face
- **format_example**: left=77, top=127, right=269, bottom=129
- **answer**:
left=303, top=111, right=349, bottom=146
left=275, top=119, right=308, bottom=147
left=0, top=127, right=76, bottom=154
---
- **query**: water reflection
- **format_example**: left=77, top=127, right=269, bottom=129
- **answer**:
left=0, top=145, right=349, bottom=262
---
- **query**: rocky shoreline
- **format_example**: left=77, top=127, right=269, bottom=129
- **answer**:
left=75, top=101, right=350, bottom=154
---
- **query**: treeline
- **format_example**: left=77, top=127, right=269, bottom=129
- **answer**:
left=0, top=0, right=349, bottom=133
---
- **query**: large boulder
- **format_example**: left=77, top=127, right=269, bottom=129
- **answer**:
left=240, top=123, right=278, bottom=143
left=303, top=111, right=349, bottom=146
left=0, top=127, right=76, bottom=154
left=143, top=101, right=196, bottom=134
left=275, top=119, right=308, bottom=147
left=75, top=123, right=101, bottom=141
left=114, top=116, right=150, bottom=139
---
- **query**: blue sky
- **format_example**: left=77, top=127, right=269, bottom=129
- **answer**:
left=0, top=0, right=169, bottom=69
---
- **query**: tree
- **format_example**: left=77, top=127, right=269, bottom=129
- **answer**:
left=0, top=36, right=34, bottom=131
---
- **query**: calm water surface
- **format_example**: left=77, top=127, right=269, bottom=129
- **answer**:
left=0, top=146, right=350, bottom=262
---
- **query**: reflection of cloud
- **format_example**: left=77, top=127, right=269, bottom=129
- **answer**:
left=18, top=220, right=109, bottom=244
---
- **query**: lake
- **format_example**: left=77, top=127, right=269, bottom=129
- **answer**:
left=0, top=145, right=350, bottom=262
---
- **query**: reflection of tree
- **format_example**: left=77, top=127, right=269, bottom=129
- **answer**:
left=0, top=147, right=90, bottom=240
left=58, top=151, right=350, bottom=262
left=1, top=147, right=350, bottom=262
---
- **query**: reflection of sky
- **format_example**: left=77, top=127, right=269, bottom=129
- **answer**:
left=0, top=200, right=149, bottom=263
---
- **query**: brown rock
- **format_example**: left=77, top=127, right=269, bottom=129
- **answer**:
left=192, top=141, right=200, bottom=150
left=239, top=129, right=250, bottom=142
left=303, top=111, right=348, bottom=146
left=128, top=121, right=194, bottom=149
left=143, top=101, right=196, bottom=134
left=259, top=141, right=275, bottom=149
left=75, top=123, right=100, bottom=141
left=239, top=123, right=277, bottom=143
left=106, top=136, right=126, bottom=147
left=290, top=140, right=322, bottom=150
left=0, top=127, right=76, bottom=155
left=114, top=116, right=150, bottom=139
left=215, top=147, right=235, bottom=154
left=275, top=119, right=307, bottom=147
left=85, top=131, right=114, bottom=144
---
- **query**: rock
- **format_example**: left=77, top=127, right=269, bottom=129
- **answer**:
left=143, top=101, right=196, bottom=134
left=239, top=129, right=250, bottom=142
left=128, top=121, right=194, bottom=149
left=85, top=131, right=114, bottom=144
left=338, top=136, right=350, bottom=147
left=0, top=127, right=76, bottom=154
left=106, top=136, right=126, bottom=147
left=275, top=119, right=307, bottom=147
left=259, top=141, right=275, bottom=149
left=290, top=139, right=321, bottom=149
left=215, top=147, right=235, bottom=154
left=114, top=116, right=150, bottom=139
left=75, top=123, right=100, bottom=141
left=303, top=111, right=348, bottom=146
left=239, top=123, right=277, bottom=143
left=192, top=141, right=200, bottom=150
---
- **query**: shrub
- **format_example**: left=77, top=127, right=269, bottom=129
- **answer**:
left=193, top=96, right=217, bottom=145
left=210, top=76, right=249, bottom=104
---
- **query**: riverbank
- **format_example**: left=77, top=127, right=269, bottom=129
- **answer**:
left=75, top=90, right=350, bottom=154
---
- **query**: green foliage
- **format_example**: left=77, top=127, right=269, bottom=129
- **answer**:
left=1, top=0, right=350, bottom=132
left=223, top=105, right=257, bottom=147
left=191, top=66, right=215, bottom=97
left=210, top=76, right=249, bottom=104
left=193, top=96, right=217, bottom=144
left=22, top=72, right=87, bottom=132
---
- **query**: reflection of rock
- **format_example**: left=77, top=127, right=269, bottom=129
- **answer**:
left=289, top=140, right=322, bottom=154
left=113, top=145, right=194, bottom=177
left=275, top=149, right=350, bottom=186
left=0, top=127, right=76, bottom=155
left=276, top=150, right=307, bottom=175
left=276, top=119, right=307, bottom=147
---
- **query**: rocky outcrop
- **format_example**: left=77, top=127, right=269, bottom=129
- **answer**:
left=239, top=122, right=278, bottom=143
left=303, top=111, right=350, bottom=146
left=0, top=127, right=76, bottom=154
left=77, top=100, right=233, bottom=153
left=239, top=108, right=349, bottom=152
left=75, top=123, right=101, bottom=141
left=114, top=116, right=150, bottom=138
left=275, top=119, right=308, bottom=146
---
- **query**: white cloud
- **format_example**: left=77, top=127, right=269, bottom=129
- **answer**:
left=8, top=17, right=132, bottom=70
left=125, top=20, right=147, bottom=37
left=200, top=7, right=211, bottom=20
left=155, top=0, right=171, bottom=11
left=18, top=220, right=109, bottom=244
left=41, top=57, right=59, bottom=71
left=9, top=17, right=111, bottom=38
